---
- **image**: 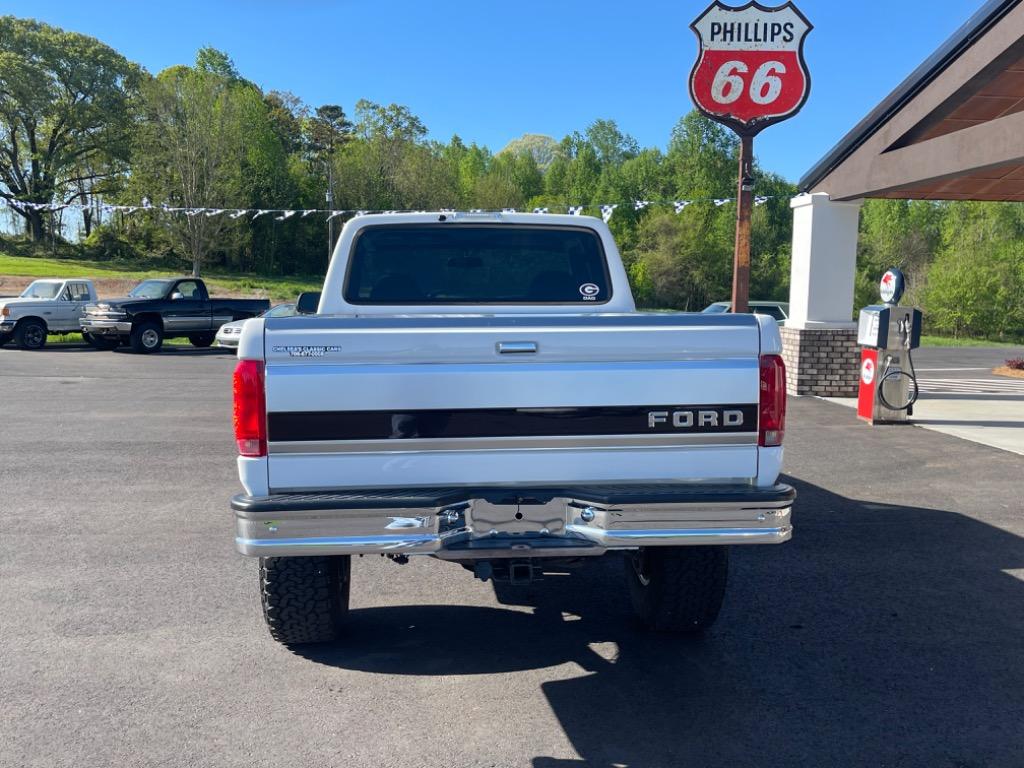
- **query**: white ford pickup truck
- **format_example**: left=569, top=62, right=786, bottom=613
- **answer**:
left=230, top=212, right=793, bottom=645
left=0, top=278, right=98, bottom=349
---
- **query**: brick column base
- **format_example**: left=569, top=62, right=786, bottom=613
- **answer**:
left=780, top=327, right=859, bottom=397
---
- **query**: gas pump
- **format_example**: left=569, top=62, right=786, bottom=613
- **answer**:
left=857, top=268, right=923, bottom=424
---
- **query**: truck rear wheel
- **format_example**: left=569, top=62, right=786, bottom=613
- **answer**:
left=14, top=319, right=47, bottom=350
left=130, top=321, right=163, bottom=353
left=259, top=555, right=350, bottom=645
left=625, top=546, right=728, bottom=634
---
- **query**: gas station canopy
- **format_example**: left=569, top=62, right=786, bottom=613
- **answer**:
left=801, top=0, right=1024, bottom=202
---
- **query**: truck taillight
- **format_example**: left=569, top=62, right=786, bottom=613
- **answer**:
left=758, top=354, right=786, bottom=447
left=233, top=360, right=267, bottom=457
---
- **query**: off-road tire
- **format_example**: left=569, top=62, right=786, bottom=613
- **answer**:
left=14, top=318, right=47, bottom=350
left=259, top=556, right=350, bottom=645
left=625, top=546, right=728, bottom=634
left=130, top=320, right=163, bottom=354
left=188, top=332, right=215, bottom=348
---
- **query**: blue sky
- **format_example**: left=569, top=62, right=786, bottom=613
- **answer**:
left=4, top=0, right=986, bottom=183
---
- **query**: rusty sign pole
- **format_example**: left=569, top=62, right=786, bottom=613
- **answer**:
left=731, top=134, right=754, bottom=315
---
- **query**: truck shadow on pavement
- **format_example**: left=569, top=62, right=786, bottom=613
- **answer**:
left=109, top=347, right=234, bottom=356
left=3, top=344, right=234, bottom=356
left=297, top=477, right=1024, bottom=767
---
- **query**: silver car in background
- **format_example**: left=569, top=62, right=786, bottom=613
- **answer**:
left=216, top=303, right=296, bottom=349
left=702, top=300, right=789, bottom=325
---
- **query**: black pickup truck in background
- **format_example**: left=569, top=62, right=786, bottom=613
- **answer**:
left=80, top=277, right=270, bottom=353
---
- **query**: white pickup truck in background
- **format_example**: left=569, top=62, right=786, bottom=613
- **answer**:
left=230, top=212, right=793, bottom=645
left=0, top=278, right=98, bottom=349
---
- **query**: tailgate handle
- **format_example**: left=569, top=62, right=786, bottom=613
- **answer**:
left=497, top=341, right=538, bottom=354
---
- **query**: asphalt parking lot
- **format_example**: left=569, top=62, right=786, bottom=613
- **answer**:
left=2, top=344, right=1023, bottom=767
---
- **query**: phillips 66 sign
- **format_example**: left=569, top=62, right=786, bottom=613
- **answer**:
left=689, top=1, right=812, bottom=136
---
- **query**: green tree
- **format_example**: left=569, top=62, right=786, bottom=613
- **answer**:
left=500, top=133, right=558, bottom=170
left=354, top=99, right=426, bottom=142
left=560, top=134, right=601, bottom=205
left=857, top=198, right=943, bottom=309
left=923, top=201, right=1024, bottom=338
left=0, top=16, right=140, bottom=240
left=308, top=104, right=352, bottom=154
left=332, top=104, right=459, bottom=213
left=458, top=143, right=489, bottom=205
left=665, top=111, right=738, bottom=199
left=307, top=103, right=353, bottom=251
left=195, top=46, right=240, bottom=80
left=263, top=91, right=307, bottom=155
left=749, top=172, right=797, bottom=301
left=236, top=85, right=300, bottom=273
left=585, top=119, right=639, bottom=167
left=331, top=100, right=434, bottom=211
left=628, top=209, right=733, bottom=310
left=129, top=55, right=257, bottom=275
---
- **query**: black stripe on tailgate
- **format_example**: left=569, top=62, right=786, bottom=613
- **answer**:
left=268, top=404, right=758, bottom=442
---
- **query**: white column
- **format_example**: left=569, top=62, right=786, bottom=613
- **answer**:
left=786, top=192, right=863, bottom=329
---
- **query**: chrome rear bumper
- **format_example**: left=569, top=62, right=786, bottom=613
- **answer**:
left=232, top=483, right=794, bottom=558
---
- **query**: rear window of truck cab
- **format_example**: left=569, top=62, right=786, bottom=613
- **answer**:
left=344, top=225, right=611, bottom=304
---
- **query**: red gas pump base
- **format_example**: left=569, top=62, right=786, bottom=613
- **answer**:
left=857, top=348, right=878, bottom=422
left=857, top=347, right=913, bottom=424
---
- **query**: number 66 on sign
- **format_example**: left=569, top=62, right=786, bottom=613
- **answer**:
left=689, top=1, right=812, bottom=136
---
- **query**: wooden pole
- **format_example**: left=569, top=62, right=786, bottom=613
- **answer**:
left=731, top=133, right=753, bottom=315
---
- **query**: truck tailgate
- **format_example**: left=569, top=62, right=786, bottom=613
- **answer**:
left=261, top=314, right=762, bottom=492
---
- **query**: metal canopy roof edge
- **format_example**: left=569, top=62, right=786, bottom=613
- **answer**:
left=798, top=0, right=1021, bottom=192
